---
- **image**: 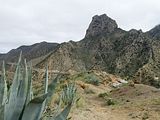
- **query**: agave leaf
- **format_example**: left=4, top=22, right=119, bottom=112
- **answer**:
left=50, top=103, right=72, bottom=120
left=7, top=52, right=22, bottom=100
left=5, top=54, right=29, bottom=120
left=0, top=61, right=8, bottom=106
left=21, top=93, right=48, bottom=120
left=61, top=83, right=76, bottom=105
left=46, top=74, right=61, bottom=104
left=38, top=65, right=49, bottom=119
left=0, top=105, right=4, bottom=120
left=49, top=83, right=76, bottom=120
left=25, top=62, right=33, bottom=105
left=5, top=55, right=22, bottom=120
left=44, top=65, right=48, bottom=94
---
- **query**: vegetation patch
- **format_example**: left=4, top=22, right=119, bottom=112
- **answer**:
left=75, top=97, right=85, bottom=108
left=151, top=98, right=160, bottom=105
left=142, top=112, right=149, bottom=120
left=84, top=87, right=95, bottom=94
left=105, top=98, right=117, bottom=106
left=98, top=92, right=109, bottom=98
left=69, top=72, right=101, bottom=86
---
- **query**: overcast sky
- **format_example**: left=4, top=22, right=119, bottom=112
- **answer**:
left=0, top=0, right=160, bottom=53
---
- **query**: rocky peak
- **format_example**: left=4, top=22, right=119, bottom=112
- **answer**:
left=85, top=14, right=118, bottom=38
left=148, top=24, right=160, bottom=39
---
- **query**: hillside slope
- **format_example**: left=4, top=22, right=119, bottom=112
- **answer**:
left=36, top=14, right=159, bottom=87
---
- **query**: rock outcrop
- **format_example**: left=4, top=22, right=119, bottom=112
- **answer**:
left=85, top=14, right=118, bottom=38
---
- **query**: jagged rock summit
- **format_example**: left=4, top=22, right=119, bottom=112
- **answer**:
left=85, top=14, right=118, bottom=38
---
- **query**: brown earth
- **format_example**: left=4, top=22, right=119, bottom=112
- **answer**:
left=69, top=82, right=160, bottom=120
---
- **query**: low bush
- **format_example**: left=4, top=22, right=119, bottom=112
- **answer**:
left=106, top=98, right=117, bottom=106
left=98, top=92, right=109, bottom=98
left=84, top=73, right=100, bottom=86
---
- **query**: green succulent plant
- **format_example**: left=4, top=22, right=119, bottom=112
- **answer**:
left=0, top=53, right=76, bottom=120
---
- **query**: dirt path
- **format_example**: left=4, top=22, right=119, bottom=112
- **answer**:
left=70, top=83, right=160, bottom=120
left=70, top=84, right=132, bottom=120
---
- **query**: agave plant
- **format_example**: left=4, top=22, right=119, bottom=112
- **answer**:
left=0, top=53, right=76, bottom=120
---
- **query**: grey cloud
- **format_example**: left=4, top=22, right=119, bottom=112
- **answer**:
left=0, top=0, right=160, bottom=53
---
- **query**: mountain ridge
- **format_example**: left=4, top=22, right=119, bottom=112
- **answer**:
left=1, top=14, right=160, bottom=87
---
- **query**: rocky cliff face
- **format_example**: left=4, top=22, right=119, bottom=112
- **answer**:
left=133, top=25, right=160, bottom=87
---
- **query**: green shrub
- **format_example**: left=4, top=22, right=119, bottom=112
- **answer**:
left=98, top=92, right=109, bottom=98
left=106, top=98, right=116, bottom=106
left=84, top=73, right=100, bottom=86
left=142, top=112, right=149, bottom=120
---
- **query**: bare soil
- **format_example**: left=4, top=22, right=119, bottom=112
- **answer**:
left=69, top=82, right=160, bottom=120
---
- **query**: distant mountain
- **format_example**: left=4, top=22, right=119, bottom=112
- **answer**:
left=35, top=14, right=160, bottom=88
left=0, top=42, right=58, bottom=64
